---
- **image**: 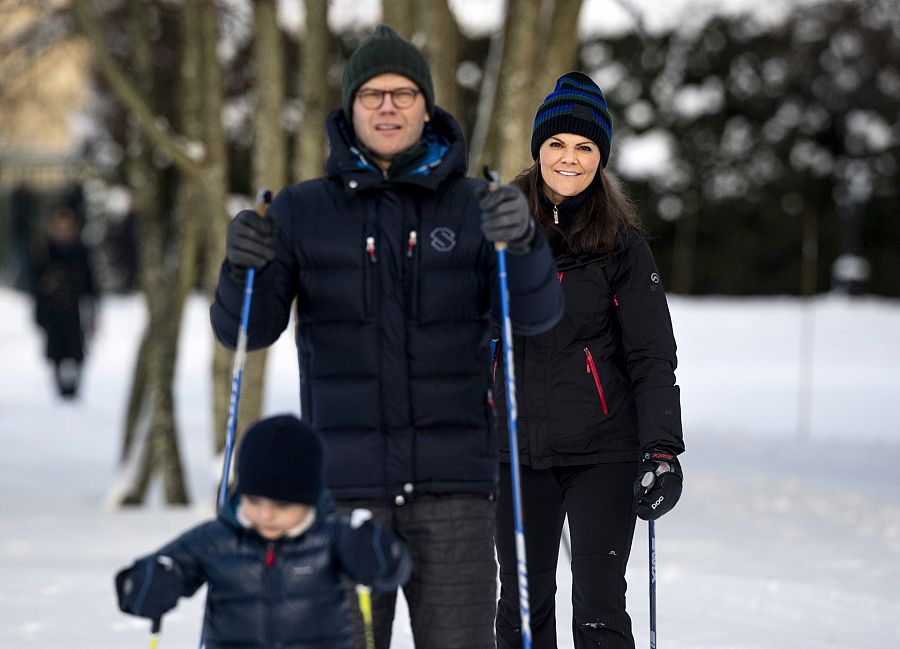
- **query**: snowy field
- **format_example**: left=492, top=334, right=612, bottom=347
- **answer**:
left=1, top=287, right=899, bottom=649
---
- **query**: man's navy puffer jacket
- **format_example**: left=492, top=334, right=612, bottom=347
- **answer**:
left=212, top=108, right=563, bottom=501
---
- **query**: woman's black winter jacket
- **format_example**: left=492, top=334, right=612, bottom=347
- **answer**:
left=494, top=196, right=684, bottom=468
left=117, top=496, right=407, bottom=649
left=212, top=108, right=563, bottom=501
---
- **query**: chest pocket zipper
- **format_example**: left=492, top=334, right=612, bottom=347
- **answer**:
left=583, top=347, right=609, bottom=415
left=363, top=225, right=378, bottom=317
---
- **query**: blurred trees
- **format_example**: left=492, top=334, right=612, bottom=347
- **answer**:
left=45, top=0, right=899, bottom=503
left=591, top=0, right=899, bottom=296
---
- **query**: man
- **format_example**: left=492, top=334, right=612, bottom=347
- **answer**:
left=212, top=25, right=563, bottom=649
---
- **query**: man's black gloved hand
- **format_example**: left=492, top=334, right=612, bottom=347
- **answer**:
left=478, top=184, right=536, bottom=255
left=115, top=555, right=182, bottom=621
left=226, top=209, right=277, bottom=269
left=635, top=447, right=683, bottom=520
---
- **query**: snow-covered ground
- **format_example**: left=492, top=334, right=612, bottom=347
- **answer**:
left=1, top=287, right=899, bottom=648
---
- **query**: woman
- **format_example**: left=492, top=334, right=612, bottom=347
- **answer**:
left=493, top=71, right=685, bottom=649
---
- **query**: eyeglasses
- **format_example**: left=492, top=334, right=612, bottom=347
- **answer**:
left=356, top=88, right=420, bottom=109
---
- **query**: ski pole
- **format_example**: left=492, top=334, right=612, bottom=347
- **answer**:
left=356, top=585, right=375, bottom=649
left=148, top=619, right=161, bottom=649
left=641, top=471, right=658, bottom=649
left=217, top=187, right=272, bottom=510
left=350, top=509, right=377, bottom=649
left=485, top=167, right=532, bottom=649
left=649, top=520, right=656, bottom=649
left=198, top=189, right=272, bottom=649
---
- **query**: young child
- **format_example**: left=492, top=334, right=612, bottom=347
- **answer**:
left=115, top=414, right=411, bottom=648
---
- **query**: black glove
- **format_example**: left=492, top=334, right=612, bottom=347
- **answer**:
left=478, top=184, right=535, bottom=254
left=226, top=209, right=277, bottom=269
left=115, top=555, right=182, bottom=621
left=635, top=447, right=683, bottom=520
left=339, top=509, right=411, bottom=591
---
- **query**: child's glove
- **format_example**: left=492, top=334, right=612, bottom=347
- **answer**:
left=115, top=555, right=182, bottom=621
left=634, top=447, right=683, bottom=520
left=338, top=509, right=411, bottom=591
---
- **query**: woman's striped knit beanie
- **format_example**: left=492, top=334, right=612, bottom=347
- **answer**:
left=531, top=71, right=613, bottom=166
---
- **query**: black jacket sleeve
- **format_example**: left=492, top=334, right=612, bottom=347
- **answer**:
left=115, top=525, right=209, bottom=619
left=494, top=225, right=564, bottom=336
left=210, top=189, right=300, bottom=350
left=609, top=230, right=684, bottom=453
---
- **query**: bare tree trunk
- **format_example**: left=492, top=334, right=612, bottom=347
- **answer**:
left=295, top=0, right=329, bottom=182
left=532, top=0, right=584, bottom=108
left=382, top=0, right=416, bottom=38
left=194, top=0, right=236, bottom=458
left=118, top=0, right=212, bottom=506
left=471, top=19, right=505, bottom=174
left=420, top=1, right=461, bottom=119
left=491, top=0, right=541, bottom=181
left=228, top=0, right=288, bottom=440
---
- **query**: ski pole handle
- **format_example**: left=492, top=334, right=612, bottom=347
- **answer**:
left=482, top=166, right=506, bottom=252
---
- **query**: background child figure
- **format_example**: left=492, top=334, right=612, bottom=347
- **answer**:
left=31, top=206, right=98, bottom=399
left=114, top=414, right=411, bottom=648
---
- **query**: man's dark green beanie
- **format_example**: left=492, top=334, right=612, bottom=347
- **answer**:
left=341, top=24, right=435, bottom=119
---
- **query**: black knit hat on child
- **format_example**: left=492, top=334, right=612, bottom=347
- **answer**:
left=235, top=414, right=323, bottom=506
left=341, top=24, right=435, bottom=119
left=531, top=71, right=613, bottom=167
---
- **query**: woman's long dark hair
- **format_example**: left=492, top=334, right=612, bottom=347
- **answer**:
left=512, top=163, right=642, bottom=256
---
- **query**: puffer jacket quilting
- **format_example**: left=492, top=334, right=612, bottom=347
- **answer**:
left=212, top=108, right=564, bottom=500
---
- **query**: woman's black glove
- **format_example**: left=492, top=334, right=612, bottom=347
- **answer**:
left=478, top=184, right=535, bottom=254
left=226, top=209, right=277, bottom=269
left=634, top=447, right=683, bottom=520
left=115, top=555, right=182, bottom=621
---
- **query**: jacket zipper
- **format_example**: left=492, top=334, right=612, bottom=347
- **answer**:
left=553, top=204, right=559, bottom=224
left=264, top=542, right=276, bottom=647
left=363, top=225, right=378, bottom=316
left=583, top=347, right=609, bottom=415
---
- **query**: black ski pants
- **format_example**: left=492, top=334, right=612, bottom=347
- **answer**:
left=495, top=461, right=639, bottom=649
left=338, top=494, right=497, bottom=649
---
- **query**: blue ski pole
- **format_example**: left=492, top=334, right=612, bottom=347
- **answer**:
left=197, top=189, right=271, bottom=649
left=486, top=168, right=532, bottom=649
left=217, top=187, right=272, bottom=510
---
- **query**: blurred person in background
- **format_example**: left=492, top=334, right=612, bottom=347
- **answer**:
left=492, top=72, right=685, bottom=649
left=31, top=206, right=99, bottom=399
